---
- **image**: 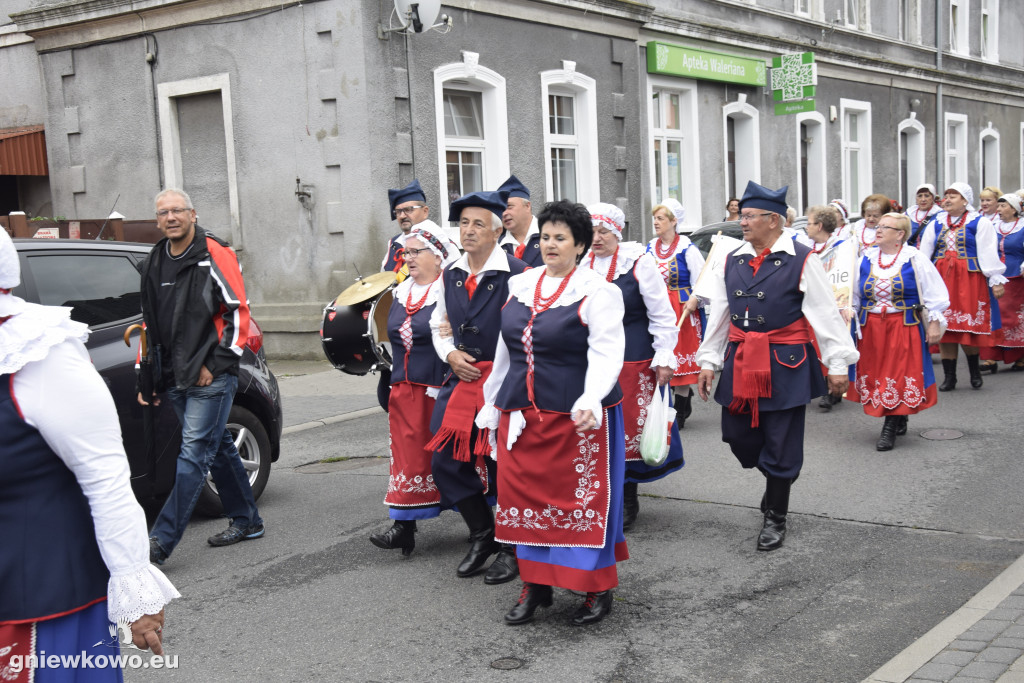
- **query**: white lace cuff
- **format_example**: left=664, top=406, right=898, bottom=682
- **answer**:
left=570, top=397, right=604, bottom=428
left=989, top=274, right=1009, bottom=287
left=474, top=404, right=500, bottom=431
left=926, top=308, right=946, bottom=324
left=107, top=565, right=181, bottom=624
left=651, top=349, right=677, bottom=370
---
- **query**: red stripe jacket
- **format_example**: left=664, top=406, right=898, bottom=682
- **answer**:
left=138, top=226, right=250, bottom=390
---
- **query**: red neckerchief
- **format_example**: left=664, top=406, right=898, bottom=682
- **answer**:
left=465, top=273, right=477, bottom=299
left=514, top=243, right=526, bottom=259
left=749, top=247, right=772, bottom=276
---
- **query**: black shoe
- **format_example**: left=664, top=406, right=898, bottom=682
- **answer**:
left=939, top=358, right=957, bottom=391
left=966, top=354, right=983, bottom=389
left=818, top=394, right=833, bottom=411
left=484, top=546, right=519, bottom=584
left=757, top=511, right=787, bottom=551
left=622, top=482, right=639, bottom=532
left=876, top=416, right=897, bottom=451
left=570, top=590, right=613, bottom=626
left=895, top=415, right=908, bottom=436
left=370, top=520, right=416, bottom=557
left=149, top=537, right=168, bottom=566
left=208, top=522, right=265, bottom=547
left=980, top=361, right=998, bottom=374
left=675, top=391, right=693, bottom=429
left=504, top=583, right=553, bottom=625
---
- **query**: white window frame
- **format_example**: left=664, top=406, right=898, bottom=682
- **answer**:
left=980, top=125, right=1000, bottom=190
left=949, top=0, right=969, bottom=56
left=897, top=116, right=926, bottom=208
left=795, top=111, right=827, bottom=211
left=899, top=0, right=921, bottom=44
left=723, top=95, right=761, bottom=216
left=433, top=54, right=509, bottom=213
left=794, top=0, right=822, bottom=19
left=840, top=99, right=872, bottom=211
left=981, top=0, right=998, bottom=62
left=843, top=0, right=868, bottom=30
left=944, top=112, right=969, bottom=185
left=540, top=64, right=599, bottom=206
left=157, top=73, right=241, bottom=247
left=646, top=75, right=702, bottom=231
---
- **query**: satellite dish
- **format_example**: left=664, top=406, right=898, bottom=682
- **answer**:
left=394, top=0, right=441, bottom=33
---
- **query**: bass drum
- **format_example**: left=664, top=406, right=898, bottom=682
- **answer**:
left=321, top=280, right=395, bottom=376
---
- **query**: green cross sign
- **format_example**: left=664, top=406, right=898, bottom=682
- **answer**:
left=771, top=52, right=816, bottom=102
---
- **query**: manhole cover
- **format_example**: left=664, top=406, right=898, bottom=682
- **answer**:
left=920, top=428, right=964, bottom=440
left=490, top=657, right=523, bottom=670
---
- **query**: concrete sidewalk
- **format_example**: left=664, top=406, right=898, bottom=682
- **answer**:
left=267, top=359, right=1024, bottom=683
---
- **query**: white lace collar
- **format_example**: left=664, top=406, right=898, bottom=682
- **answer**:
left=393, top=276, right=441, bottom=309
left=581, top=241, right=647, bottom=279
left=508, top=265, right=610, bottom=309
left=1, top=300, right=90, bottom=375
left=864, top=244, right=918, bottom=276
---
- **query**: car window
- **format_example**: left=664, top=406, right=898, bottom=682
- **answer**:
left=24, top=253, right=141, bottom=327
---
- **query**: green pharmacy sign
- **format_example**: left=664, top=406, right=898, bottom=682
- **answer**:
left=646, top=42, right=767, bottom=87
left=771, top=52, right=816, bottom=101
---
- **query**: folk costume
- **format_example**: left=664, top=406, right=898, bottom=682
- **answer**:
left=848, top=245, right=950, bottom=447
left=0, top=230, right=178, bottom=681
left=906, top=184, right=942, bottom=247
left=582, top=203, right=682, bottom=532
left=381, top=179, right=428, bottom=273
left=980, top=194, right=1024, bottom=368
left=371, top=224, right=456, bottom=556
left=496, top=175, right=544, bottom=267
left=476, top=266, right=628, bottom=596
left=697, top=182, right=859, bottom=551
left=918, top=185, right=1007, bottom=352
left=646, top=198, right=706, bottom=432
left=428, top=191, right=528, bottom=583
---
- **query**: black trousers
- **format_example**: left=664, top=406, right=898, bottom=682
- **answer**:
left=720, top=405, right=805, bottom=479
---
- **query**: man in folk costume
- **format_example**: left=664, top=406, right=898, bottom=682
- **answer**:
left=381, top=179, right=431, bottom=273
left=581, top=202, right=683, bottom=531
left=428, top=191, right=529, bottom=584
left=695, top=181, right=859, bottom=551
left=496, top=175, right=544, bottom=267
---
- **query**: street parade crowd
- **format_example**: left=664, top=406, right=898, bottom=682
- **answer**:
left=4, top=171, right=1024, bottom=680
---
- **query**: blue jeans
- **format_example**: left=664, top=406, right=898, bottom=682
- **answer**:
left=150, top=372, right=262, bottom=555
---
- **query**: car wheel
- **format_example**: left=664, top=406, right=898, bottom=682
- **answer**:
left=194, top=405, right=272, bottom=517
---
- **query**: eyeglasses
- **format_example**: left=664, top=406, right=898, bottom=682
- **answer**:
left=404, top=247, right=433, bottom=257
left=156, top=208, right=192, bottom=218
left=739, top=212, right=773, bottom=223
left=395, top=205, right=426, bottom=216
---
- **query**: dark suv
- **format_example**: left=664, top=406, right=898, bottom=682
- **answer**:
left=11, top=238, right=282, bottom=516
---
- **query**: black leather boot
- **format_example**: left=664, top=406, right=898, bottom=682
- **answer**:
left=622, top=482, right=639, bottom=532
left=966, top=354, right=983, bottom=389
left=757, top=476, right=791, bottom=552
left=980, top=360, right=998, bottom=374
left=939, top=358, right=957, bottom=391
left=484, top=544, right=519, bottom=585
left=675, top=390, right=693, bottom=429
left=570, top=590, right=613, bottom=626
left=895, top=415, right=908, bottom=436
left=456, top=494, right=498, bottom=577
left=369, top=520, right=416, bottom=557
left=504, top=583, right=553, bottom=625
left=876, top=416, right=897, bottom=451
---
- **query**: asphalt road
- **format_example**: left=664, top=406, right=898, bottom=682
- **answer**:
left=127, top=358, right=1024, bottom=682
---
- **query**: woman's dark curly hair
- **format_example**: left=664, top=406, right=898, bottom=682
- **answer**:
left=537, top=199, right=593, bottom=261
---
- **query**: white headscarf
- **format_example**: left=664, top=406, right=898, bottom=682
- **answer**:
left=946, top=182, right=976, bottom=212
left=399, top=219, right=459, bottom=268
left=588, top=202, right=625, bottom=240
left=658, top=198, right=687, bottom=233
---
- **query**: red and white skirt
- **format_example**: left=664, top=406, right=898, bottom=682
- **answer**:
left=847, top=313, right=937, bottom=417
left=668, top=295, right=702, bottom=387
left=981, top=277, right=1024, bottom=363
left=383, top=381, right=441, bottom=510
left=619, top=360, right=657, bottom=462
left=935, top=253, right=1002, bottom=347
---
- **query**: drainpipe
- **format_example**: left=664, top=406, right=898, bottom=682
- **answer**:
left=935, top=3, right=944, bottom=190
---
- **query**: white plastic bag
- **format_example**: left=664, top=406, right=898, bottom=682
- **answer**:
left=640, top=385, right=673, bottom=466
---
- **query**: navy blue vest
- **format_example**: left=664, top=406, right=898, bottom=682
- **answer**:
left=613, top=263, right=655, bottom=362
left=382, top=233, right=404, bottom=272
left=500, top=234, right=543, bottom=267
left=494, top=297, right=623, bottom=413
left=0, top=373, right=110, bottom=623
left=440, top=256, right=529, bottom=363
left=714, top=243, right=827, bottom=410
left=387, top=298, right=446, bottom=387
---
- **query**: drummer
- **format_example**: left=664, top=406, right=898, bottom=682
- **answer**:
left=427, top=190, right=529, bottom=586
left=370, top=222, right=457, bottom=557
left=382, top=179, right=431, bottom=273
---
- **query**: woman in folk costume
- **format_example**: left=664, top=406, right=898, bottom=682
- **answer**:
left=476, top=199, right=627, bottom=627
left=581, top=203, right=683, bottom=532
left=918, top=182, right=1006, bottom=390
left=645, top=198, right=706, bottom=429
left=906, top=183, right=942, bottom=247
left=0, top=229, right=178, bottom=680
left=846, top=193, right=890, bottom=254
left=848, top=213, right=949, bottom=451
left=979, top=194, right=1024, bottom=372
left=370, top=223, right=457, bottom=556
left=979, top=186, right=1002, bottom=225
